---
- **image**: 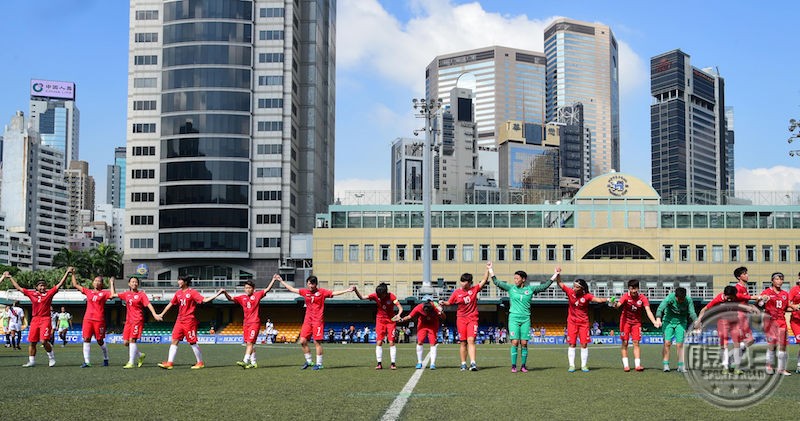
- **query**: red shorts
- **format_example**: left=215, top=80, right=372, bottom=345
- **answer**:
left=620, top=320, right=642, bottom=342
left=417, top=327, right=438, bottom=345
left=123, top=322, right=144, bottom=341
left=82, top=320, right=106, bottom=341
left=456, top=317, right=478, bottom=341
left=791, top=319, right=800, bottom=342
left=764, top=318, right=788, bottom=347
left=567, top=322, right=590, bottom=346
left=172, top=320, right=198, bottom=344
left=375, top=319, right=396, bottom=343
left=300, top=321, right=325, bottom=341
left=28, top=317, right=52, bottom=343
left=737, top=312, right=753, bottom=342
left=717, top=319, right=741, bottom=346
left=242, top=323, right=261, bottom=343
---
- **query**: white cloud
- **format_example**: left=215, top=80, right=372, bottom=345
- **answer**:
left=735, top=166, right=800, bottom=191
left=334, top=178, right=391, bottom=204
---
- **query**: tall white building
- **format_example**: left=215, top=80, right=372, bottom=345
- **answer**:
left=390, top=137, right=424, bottom=204
left=94, top=203, right=125, bottom=253
left=544, top=18, right=620, bottom=177
left=65, top=160, right=95, bottom=235
left=0, top=111, right=68, bottom=269
left=126, top=0, right=335, bottom=282
left=434, top=88, right=478, bottom=204
left=28, top=79, right=80, bottom=168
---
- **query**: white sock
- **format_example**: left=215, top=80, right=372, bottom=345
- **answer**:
left=622, top=357, right=629, bottom=368
left=304, top=352, right=312, bottom=363
left=580, top=348, right=588, bottom=367
left=243, top=352, right=251, bottom=363
left=250, top=351, right=256, bottom=364
left=190, top=344, right=203, bottom=363
left=777, top=351, right=787, bottom=371
left=739, top=342, right=747, bottom=352
left=416, top=344, right=424, bottom=363
left=430, top=345, right=437, bottom=365
left=29, top=355, right=35, bottom=363
left=568, top=347, right=576, bottom=366
left=390, top=345, right=397, bottom=364
left=168, top=344, right=178, bottom=363
left=634, top=358, right=641, bottom=367
left=83, top=342, right=91, bottom=363
left=47, top=351, right=55, bottom=360
left=130, top=342, right=139, bottom=360
left=766, top=349, right=775, bottom=366
left=375, top=345, right=383, bottom=363
left=316, top=354, right=323, bottom=366
left=100, top=343, right=109, bottom=360
left=129, top=345, right=137, bottom=364
left=732, top=346, right=741, bottom=367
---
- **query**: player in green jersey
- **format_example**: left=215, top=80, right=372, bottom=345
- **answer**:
left=655, top=287, right=697, bottom=372
left=486, top=261, right=560, bottom=372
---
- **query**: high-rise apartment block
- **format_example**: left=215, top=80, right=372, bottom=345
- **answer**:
left=65, top=160, right=95, bottom=235
left=390, top=137, right=424, bottom=204
left=126, top=0, right=335, bottom=282
left=107, top=146, right=126, bottom=208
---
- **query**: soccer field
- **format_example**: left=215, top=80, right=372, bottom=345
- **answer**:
left=3, top=343, right=798, bottom=420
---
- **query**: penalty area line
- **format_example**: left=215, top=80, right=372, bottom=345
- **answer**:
left=381, top=352, right=431, bottom=421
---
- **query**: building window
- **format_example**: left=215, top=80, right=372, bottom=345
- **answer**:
left=258, top=98, right=284, bottom=108
left=663, top=245, right=673, bottom=262
left=479, top=244, right=489, bottom=261
left=256, top=238, right=280, bottom=248
left=130, top=192, right=154, bottom=202
left=730, top=245, right=740, bottom=262
left=496, top=244, right=506, bottom=262
left=256, top=144, right=282, bottom=154
left=380, top=244, right=390, bottom=262
left=446, top=244, right=456, bottom=261
left=135, top=10, right=158, bottom=20
left=134, top=55, right=158, bottom=65
left=134, top=32, right=158, bottom=42
left=463, top=245, right=474, bottom=262
left=396, top=244, right=406, bottom=262
left=364, top=244, right=374, bottom=262
left=257, top=121, right=283, bottom=131
left=256, top=190, right=281, bottom=201
left=131, top=169, right=155, bottom=179
left=746, top=245, right=756, bottom=262
left=258, top=53, right=284, bottom=63
left=349, top=245, right=359, bottom=262
left=130, top=215, right=154, bottom=225
left=529, top=244, right=539, bottom=261
left=546, top=244, right=556, bottom=261
left=695, top=245, right=706, bottom=262
left=256, top=214, right=281, bottom=224
left=431, top=245, right=440, bottom=261
left=259, top=7, right=284, bottom=17
left=258, top=75, right=283, bottom=86
left=712, top=245, right=723, bottom=262
left=132, top=123, right=156, bottom=133
left=563, top=244, right=573, bottom=261
left=132, top=146, right=156, bottom=156
left=513, top=244, right=523, bottom=262
left=133, top=77, right=157, bottom=88
left=333, top=245, right=343, bottom=262
left=129, top=238, right=154, bottom=249
left=679, top=245, right=689, bottom=262
left=779, top=245, right=789, bottom=262
left=256, top=167, right=281, bottom=178
left=133, top=100, right=157, bottom=111
left=259, top=30, right=285, bottom=40
left=762, top=245, right=772, bottom=262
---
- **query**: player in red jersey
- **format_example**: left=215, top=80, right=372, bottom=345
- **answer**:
left=789, top=271, right=800, bottom=373
left=222, top=277, right=277, bottom=369
left=732, top=266, right=756, bottom=351
left=354, top=282, right=403, bottom=370
left=440, top=271, right=491, bottom=371
left=72, top=273, right=115, bottom=367
left=556, top=275, right=609, bottom=372
left=759, top=272, right=796, bottom=376
left=3, top=268, right=72, bottom=367
left=397, top=295, right=445, bottom=369
left=613, top=279, right=660, bottom=372
left=277, top=274, right=355, bottom=370
left=111, top=276, right=161, bottom=369
left=696, top=285, right=760, bottom=374
left=157, top=276, right=225, bottom=370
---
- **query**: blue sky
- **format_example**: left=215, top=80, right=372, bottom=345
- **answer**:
left=1, top=1, right=799, bottom=204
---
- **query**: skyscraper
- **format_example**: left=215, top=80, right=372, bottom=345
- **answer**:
left=544, top=18, right=619, bottom=177
left=28, top=79, right=80, bottom=168
left=106, top=146, right=126, bottom=208
left=650, top=49, right=727, bottom=204
left=433, top=87, right=478, bottom=204
left=425, top=46, right=547, bottom=174
left=390, top=138, right=424, bottom=204
left=126, top=0, right=335, bottom=281
left=65, top=160, right=96, bottom=235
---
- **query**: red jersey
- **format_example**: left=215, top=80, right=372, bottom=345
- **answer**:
left=170, top=288, right=204, bottom=322
left=408, top=303, right=443, bottom=331
left=118, top=290, right=152, bottom=325
left=618, top=292, right=650, bottom=324
left=20, top=287, right=60, bottom=319
left=298, top=288, right=333, bottom=323
left=735, top=283, right=752, bottom=302
left=234, top=290, right=266, bottom=325
left=79, top=286, right=112, bottom=322
left=789, top=285, right=800, bottom=322
left=761, top=288, right=789, bottom=322
left=368, top=292, right=398, bottom=321
left=448, top=284, right=482, bottom=319
left=560, top=283, right=595, bottom=325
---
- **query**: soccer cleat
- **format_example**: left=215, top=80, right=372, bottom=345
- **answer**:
left=22, top=361, right=35, bottom=367
left=103, top=359, right=109, bottom=367
left=301, top=361, right=311, bottom=370
left=80, top=362, right=91, bottom=368
left=390, top=363, right=396, bottom=370
left=246, top=363, right=258, bottom=369
left=191, top=362, right=205, bottom=369
left=48, top=359, right=56, bottom=367
left=123, top=362, right=135, bottom=369
left=375, top=362, right=383, bottom=370
left=635, top=366, right=644, bottom=372
left=469, top=363, right=478, bottom=371
left=158, top=361, right=174, bottom=370
left=460, top=363, right=467, bottom=371
left=137, top=352, right=146, bottom=368
left=311, top=364, right=323, bottom=370
left=568, top=365, right=576, bottom=373
left=237, top=361, right=247, bottom=368
left=796, top=367, right=800, bottom=374
left=779, top=370, right=792, bottom=376
left=676, top=366, right=687, bottom=373
left=511, top=366, right=517, bottom=373
left=520, top=365, right=528, bottom=373
left=581, top=366, right=590, bottom=372
left=416, top=363, right=423, bottom=369
left=766, top=365, right=775, bottom=375
left=429, top=364, right=436, bottom=370
left=733, top=369, right=744, bottom=376
left=623, top=366, right=631, bottom=372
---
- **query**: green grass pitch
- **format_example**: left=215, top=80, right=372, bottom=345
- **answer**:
left=2, top=343, right=799, bottom=420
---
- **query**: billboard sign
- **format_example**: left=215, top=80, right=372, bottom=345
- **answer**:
left=30, top=79, right=76, bottom=100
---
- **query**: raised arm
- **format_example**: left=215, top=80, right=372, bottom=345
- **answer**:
left=262, top=278, right=277, bottom=295
left=331, top=285, right=355, bottom=297
left=202, top=289, right=226, bottom=303
left=393, top=297, right=403, bottom=319
left=222, top=290, right=234, bottom=301
left=2, top=272, right=23, bottom=292
left=54, top=267, right=73, bottom=290
left=275, top=274, right=300, bottom=294
left=109, top=276, right=118, bottom=298
left=70, top=270, right=82, bottom=290
left=591, top=296, right=609, bottom=304
left=353, top=286, right=365, bottom=300
left=531, top=267, right=560, bottom=294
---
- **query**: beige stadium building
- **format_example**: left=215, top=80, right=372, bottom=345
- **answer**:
left=312, top=173, right=799, bottom=329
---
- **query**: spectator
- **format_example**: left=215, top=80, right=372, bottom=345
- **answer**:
left=540, top=326, right=546, bottom=337
left=327, top=329, right=335, bottom=343
left=340, top=327, right=347, bottom=343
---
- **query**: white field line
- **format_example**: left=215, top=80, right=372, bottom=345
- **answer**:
left=381, top=352, right=432, bottom=421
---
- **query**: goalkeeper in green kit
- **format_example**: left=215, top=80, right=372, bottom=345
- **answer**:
left=655, top=287, right=697, bottom=372
left=486, top=261, right=560, bottom=372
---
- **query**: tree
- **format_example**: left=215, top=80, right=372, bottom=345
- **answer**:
left=52, top=248, right=91, bottom=278
left=90, top=243, right=122, bottom=278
